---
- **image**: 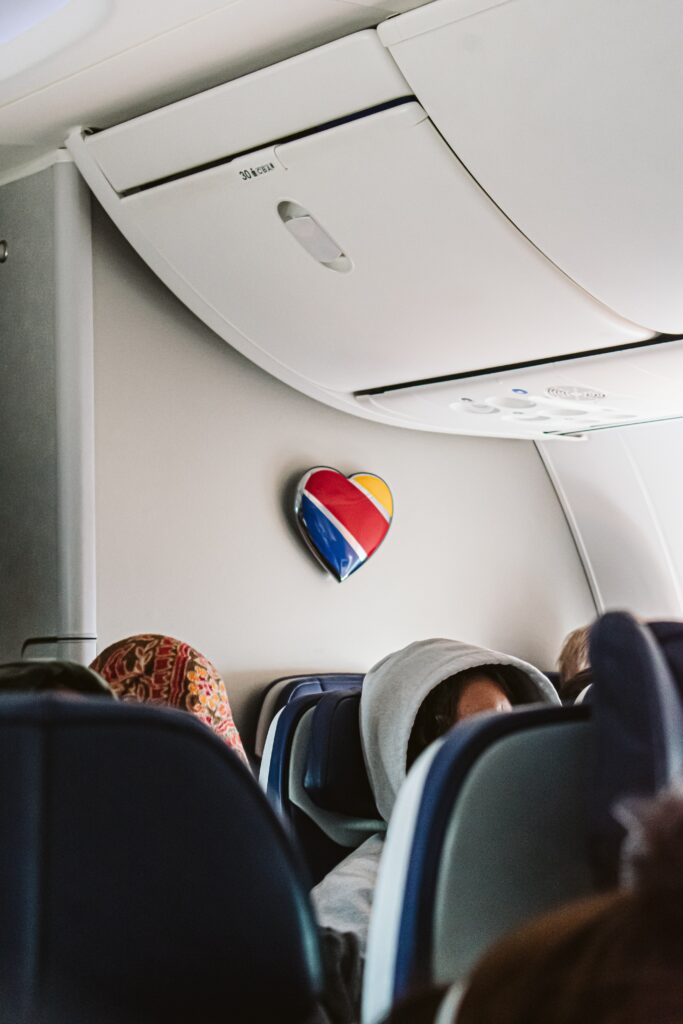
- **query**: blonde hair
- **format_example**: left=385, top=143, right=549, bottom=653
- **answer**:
left=558, top=625, right=591, bottom=686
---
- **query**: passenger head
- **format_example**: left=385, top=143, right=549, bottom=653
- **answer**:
left=90, top=634, right=247, bottom=763
left=557, top=624, right=592, bottom=701
left=453, top=788, right=683, bottom=1024
left=360, top=639, right=559, bottom=822
left=406, top=666, right=514, bottom=769
left=0, top=661, right=113, bottom=697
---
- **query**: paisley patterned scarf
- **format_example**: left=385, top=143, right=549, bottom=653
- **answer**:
left=90, top=634, right=247, bottom=764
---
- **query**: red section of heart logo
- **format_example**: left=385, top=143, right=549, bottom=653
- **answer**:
left=294, top=467, right=393, bottom=581
left=304, top=470, right=388, bottom=555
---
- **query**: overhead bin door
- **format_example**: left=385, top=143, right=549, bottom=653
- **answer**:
left=114, top=100, right=647, bottom=395
left=85, top=31, right=409, bottom=194
left=380, top=0, right=683, bottom=334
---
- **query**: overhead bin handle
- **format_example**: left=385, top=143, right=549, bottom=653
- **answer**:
left=278, top=201, right=352, bottom=273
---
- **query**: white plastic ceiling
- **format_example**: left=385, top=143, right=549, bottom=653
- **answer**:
left=0, top=0, right=434, bottom=181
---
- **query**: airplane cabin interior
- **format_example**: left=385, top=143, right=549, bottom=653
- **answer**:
left=2, top=1, right=683, bottom=1022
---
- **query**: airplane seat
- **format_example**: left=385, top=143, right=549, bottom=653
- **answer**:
left=0, top=691, right=322, bottom=1024
left=649, top=619, right=683, bottom=696
left=574, top=680, right=593, bottom=703
left=544, top=669, right=561, bottom=692
left=361, top=703, right=594, bottom=1024
left=259, top=691, right=337, bottom=882
left=304, top=689, right=378, bottom=819
left=255, top=672, right=363, bottom=759
left=588, top=611, right=683, bottom=886
left=261, top=689, right=384, bottom=885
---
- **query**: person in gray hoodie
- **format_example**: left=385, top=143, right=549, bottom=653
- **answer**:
left=312, top=637, right=560, bottom=957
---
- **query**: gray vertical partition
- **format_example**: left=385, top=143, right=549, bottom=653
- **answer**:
left=0, top=158, right=96, bottom=664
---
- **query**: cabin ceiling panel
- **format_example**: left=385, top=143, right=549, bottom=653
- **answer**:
left=0, top=0, right=387, bottom=155
left=0, top=0, right=241, bottom=108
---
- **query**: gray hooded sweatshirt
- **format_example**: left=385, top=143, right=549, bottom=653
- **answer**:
left=311, top=638, right=559, bottom=954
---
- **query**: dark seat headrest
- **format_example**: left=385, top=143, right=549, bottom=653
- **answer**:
left=649, top=620, right=683, bottom=697
left=270, top=674, right=364, bottom=715
left=589, top=612, right=683, bottom=886
left=255, top=673, right=363, bottom=757
left=0, top=660, right=113, bottom=697
left=0, top=694, right=322, bottom=1024
left=304, top=691, right=379, bottom=818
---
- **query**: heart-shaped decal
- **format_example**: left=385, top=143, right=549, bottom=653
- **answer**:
left=295, top=467, right=393, bottom=582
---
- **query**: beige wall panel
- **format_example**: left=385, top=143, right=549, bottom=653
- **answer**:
left=92, top=206, right=595, bottom=748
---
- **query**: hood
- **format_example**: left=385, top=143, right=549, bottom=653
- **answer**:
left=91, top=634, right=247, bottom=764
left=360, top=638, right=559, bottom=822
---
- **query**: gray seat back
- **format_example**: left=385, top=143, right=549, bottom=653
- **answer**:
left=363, top=704, right=593, bottom=1024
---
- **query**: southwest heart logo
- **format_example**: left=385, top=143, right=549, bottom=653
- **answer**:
left=295, top=467, right=393, bottom=582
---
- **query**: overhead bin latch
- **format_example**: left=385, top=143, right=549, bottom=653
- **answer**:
left=278, top=201, right=352, bottom=273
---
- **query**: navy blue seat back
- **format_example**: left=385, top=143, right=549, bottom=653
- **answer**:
left=263, top=692, right=322, bottom=818
left=255, top=673, right=364, bottom=758
left=650, top=620, right=683, bottom=697
left=261, top=689, right=382, bottom=884
left=0, top=693, right=322, bottom=1024
left=589, top=611, right=683, bottom=886
left=304, top=690, right=378, bottom=819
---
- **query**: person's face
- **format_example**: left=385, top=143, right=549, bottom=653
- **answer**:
left=455, top=674, right=513, bottom=722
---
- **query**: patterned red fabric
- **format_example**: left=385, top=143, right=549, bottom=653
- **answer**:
left=90, top=634, right=247, bottom=764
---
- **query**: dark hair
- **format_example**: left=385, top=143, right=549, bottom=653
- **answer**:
left=406, top=665, right=517, bottom=770
left=560, top=667, right=593, bottom=703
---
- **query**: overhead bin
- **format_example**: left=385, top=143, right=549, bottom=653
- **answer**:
left=85, top=31, right=410, bottom=194
left=69, top=26, right=660, bottom=440
left=379, top=0, right=683, bottom=334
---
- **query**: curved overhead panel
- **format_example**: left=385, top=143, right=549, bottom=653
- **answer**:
left=360, top=341, right=683, bottom=439
left=69, top=29, right=653, bottom=437
left=380, top=0, right=683, bottom=334
left=116, top=100, right=647, bottom=393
